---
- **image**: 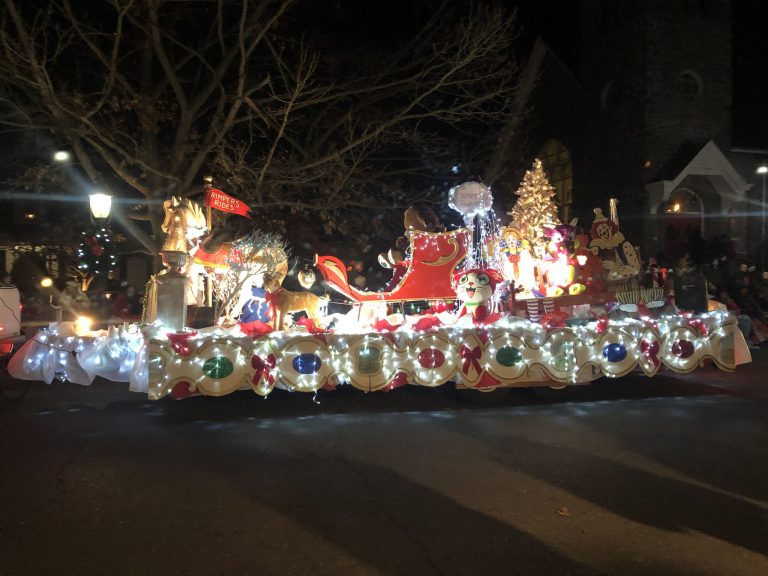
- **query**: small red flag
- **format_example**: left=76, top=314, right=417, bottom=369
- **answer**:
left=204, top=187, right=252, bottom=218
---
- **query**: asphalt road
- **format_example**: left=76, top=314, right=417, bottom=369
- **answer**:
left=1, top=352, right=767, bottom=576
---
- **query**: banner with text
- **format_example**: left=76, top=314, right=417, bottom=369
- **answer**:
left=204, top=187, right=252, bottom=218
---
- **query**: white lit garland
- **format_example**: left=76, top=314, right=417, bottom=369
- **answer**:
left=8, top=312, right=748, bottom=399
left=140, top=310, right=745, bottom=400
left=8, top=325, right=144, bottom=386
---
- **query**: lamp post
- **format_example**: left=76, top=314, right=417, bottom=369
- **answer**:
left=758, top=164, right=768, bottom=270
left=89, top=193, right=112, bottom=222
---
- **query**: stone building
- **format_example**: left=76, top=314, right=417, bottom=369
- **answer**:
left=503, top=0, right=767, bottom=267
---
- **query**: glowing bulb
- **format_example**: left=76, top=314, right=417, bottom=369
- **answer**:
left=75, top=316, right=92, bottom=336
left=53, top=150, right=71, bottom=162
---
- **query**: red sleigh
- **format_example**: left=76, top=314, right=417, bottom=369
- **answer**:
left=315, top=229, right=471, bottom=303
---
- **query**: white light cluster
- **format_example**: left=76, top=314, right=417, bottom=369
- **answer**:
left=142, top=310, right=742, bottom=400
left=11, top=323, right=144, bottom=386
left=9, top=311, right=746, bottom=399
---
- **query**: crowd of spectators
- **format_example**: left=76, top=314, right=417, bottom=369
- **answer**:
left=0, top=270, right=144, bottom=328
left=700, top=258, right=768, bottom=349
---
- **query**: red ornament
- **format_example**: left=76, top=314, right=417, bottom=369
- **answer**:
left=671, top=339, right=695, bottom=359
left=91, top=244, right=104, bottom=256
left=418, top=348, right=445, bottom=369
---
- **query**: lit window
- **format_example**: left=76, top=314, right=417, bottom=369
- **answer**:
left=665, top=188, right=702, bottom=213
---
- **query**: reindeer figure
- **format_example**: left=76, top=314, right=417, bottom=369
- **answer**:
left=271, top=289, right=329, bottom=331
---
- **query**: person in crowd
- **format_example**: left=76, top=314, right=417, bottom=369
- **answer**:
left=755, top=271, right=768, bottom=310
left=87, top=283, right=110, bottom=321
left=715, top=289, right=757, bottom=349
left=58, top=280, right=91, bottom=318
left=111, top=284, right=142, bottom=319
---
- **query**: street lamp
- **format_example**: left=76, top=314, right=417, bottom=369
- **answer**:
left=89, top=193, right=112, bottom=221
left=758, top=164, right=767, bottom=269
left=53, top=150, right=71, bottom=163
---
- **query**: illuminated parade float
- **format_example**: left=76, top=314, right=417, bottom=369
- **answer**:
left=7, top=160, right=752, bottom=399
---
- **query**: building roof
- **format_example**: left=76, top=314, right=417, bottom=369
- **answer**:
left=646, top=140, right=752, bottom=214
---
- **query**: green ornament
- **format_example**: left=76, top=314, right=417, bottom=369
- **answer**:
left=202, top=356, right=234, bottom=379
left=496, top=346, right=522, bottom=367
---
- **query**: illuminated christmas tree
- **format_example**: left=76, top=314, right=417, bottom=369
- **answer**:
left=508, top=158, right=561, bottom=252
left=75, top=229, right=116, bottom=289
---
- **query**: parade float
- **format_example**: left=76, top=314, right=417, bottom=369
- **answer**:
left=7, top=160, right=751, bottom=400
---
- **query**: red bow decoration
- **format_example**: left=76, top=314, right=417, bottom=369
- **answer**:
left=412, top=316, right=442, bottom=331
left=373, top=318, right=403, bottom=332
left=639, top=339, right=660, bottom=367
left=166, top=330, right=197, bottom=356
left=459, top=345, right=483, bottom=376
left=296, top=316, right=326, bottom=334
left=595, top=314, right=609, bottom=334
left=686, top=318, right=708, bottom=336
left=539, top=311, right=567, bottom=330
left=251, top=353, right=277, bottom=388
left=264, top=290, right=280, bottom=322
left=239, top=320, right=273, bottom=338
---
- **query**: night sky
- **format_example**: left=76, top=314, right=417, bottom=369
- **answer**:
left=516, top=0, right=768, bottom=149
left=731, top=0, right=768, bottom=148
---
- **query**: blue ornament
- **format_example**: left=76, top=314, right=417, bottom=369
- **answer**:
left=292, top=353, right=322, bottom=374
left=602, top=343, right=627, bottom=363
